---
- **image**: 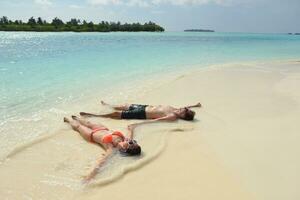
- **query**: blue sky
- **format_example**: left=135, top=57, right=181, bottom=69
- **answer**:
left=1, top=0, right=299, bottom=32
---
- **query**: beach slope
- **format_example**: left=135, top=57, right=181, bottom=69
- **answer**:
left=1, top=61, right=300, bottom=200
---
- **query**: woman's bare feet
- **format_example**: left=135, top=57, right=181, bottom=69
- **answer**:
left=72, top=115, right=87, bottom=125
left=64, top=117, right=80, bottom=130
left=63, top=117, right=70, bottom=123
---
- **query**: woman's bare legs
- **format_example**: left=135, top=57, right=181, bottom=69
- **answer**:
left=64, top=117, right=93, bottom=142
left=101, top=100, right=130, bottom=111
left=71, top=115, right=107, bottom=130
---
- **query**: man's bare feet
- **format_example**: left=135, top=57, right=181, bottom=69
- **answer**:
left=100, top=100, right=108, bottom=106
left=80, top=112, right=90, bottom=116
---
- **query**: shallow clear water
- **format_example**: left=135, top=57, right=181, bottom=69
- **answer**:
left=1, top=31, right=300, bottom=158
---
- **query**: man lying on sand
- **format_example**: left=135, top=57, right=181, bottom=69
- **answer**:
left=80, top=100, right=201, bottom=123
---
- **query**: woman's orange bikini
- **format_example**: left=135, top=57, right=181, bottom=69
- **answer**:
left=90, top=127, right=125, bottom=144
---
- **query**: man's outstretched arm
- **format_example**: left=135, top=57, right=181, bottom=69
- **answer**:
left=185, top=102, right=202, bottom=108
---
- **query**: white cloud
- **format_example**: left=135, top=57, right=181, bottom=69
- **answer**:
left=87, top=0, right=150, bottom=7
left=87, top=0, right=233, bottom=7
left=34, top=0, right=52, bottom=6
left=152, top=0, right=232, bottom=6
left=151, top=10, right=165, bottom=14
left=69, top=4, right=82, bottom=9
left=127, top=0, right=150, bottom=7
left=87, top=0, right=122, bottom=6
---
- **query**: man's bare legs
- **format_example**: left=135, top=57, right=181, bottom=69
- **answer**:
left=79, top=100, right=127, bottom=118
left=79, top=111, right=122, bottom=119
left=100, top=100, right=130, bottom=111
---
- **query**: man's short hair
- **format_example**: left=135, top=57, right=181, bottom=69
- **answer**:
left=183, top=109, right=195, bottom=121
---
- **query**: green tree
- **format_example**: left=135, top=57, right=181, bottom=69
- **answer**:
left=67, top=18, right=80, bottom=26
left=51, top=17, right=64, bottom=28
left=37, top=17, right=44, bottom=25
left=28, top=17, right=37, bottom=26
left=0, top=16, right=164, bottom=32
left=0, top=16, right=9, bottom=25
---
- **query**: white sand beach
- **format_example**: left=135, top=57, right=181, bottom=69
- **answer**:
left=1, top=60, right=300, bottom=200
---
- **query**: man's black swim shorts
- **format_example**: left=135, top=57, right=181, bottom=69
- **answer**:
left=121, top=104, right=148, bottom=119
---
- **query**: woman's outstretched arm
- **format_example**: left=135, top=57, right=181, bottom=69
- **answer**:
left=128, top=124, right=136, bottom=139
left=127, top=115, right=176, bottom=139
left=82, top=147, right=113, bottom=184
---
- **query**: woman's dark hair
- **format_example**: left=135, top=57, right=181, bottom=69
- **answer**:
left=124, top=144, right=141, bottom=156
left=182, top=109, right=195, bottom=121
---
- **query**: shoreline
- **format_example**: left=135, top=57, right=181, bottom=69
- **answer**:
left=1, top=58, right=299, bottom=160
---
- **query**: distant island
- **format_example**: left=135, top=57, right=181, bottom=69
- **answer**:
left=184, top=29, right=215, bottom=32
left=0, top=16, right=164, bottom=32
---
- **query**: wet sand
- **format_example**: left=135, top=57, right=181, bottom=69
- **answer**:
left=1, top=61, right=300, bottom=200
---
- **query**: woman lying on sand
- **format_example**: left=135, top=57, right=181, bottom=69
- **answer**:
left=63, top=116, right=141, bottom=183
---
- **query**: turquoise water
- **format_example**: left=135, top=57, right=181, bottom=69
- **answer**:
left=1, top=31, right=300, bottom=157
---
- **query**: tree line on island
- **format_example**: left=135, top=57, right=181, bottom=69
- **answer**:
left=184, top=29, right=214, bottom=32
left=0, top=16, right=164, bottom=32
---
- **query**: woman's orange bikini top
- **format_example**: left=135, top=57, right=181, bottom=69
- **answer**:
left=102, top=131, right=125, bottom=144
left=90, top=127, right=125, bottom=144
